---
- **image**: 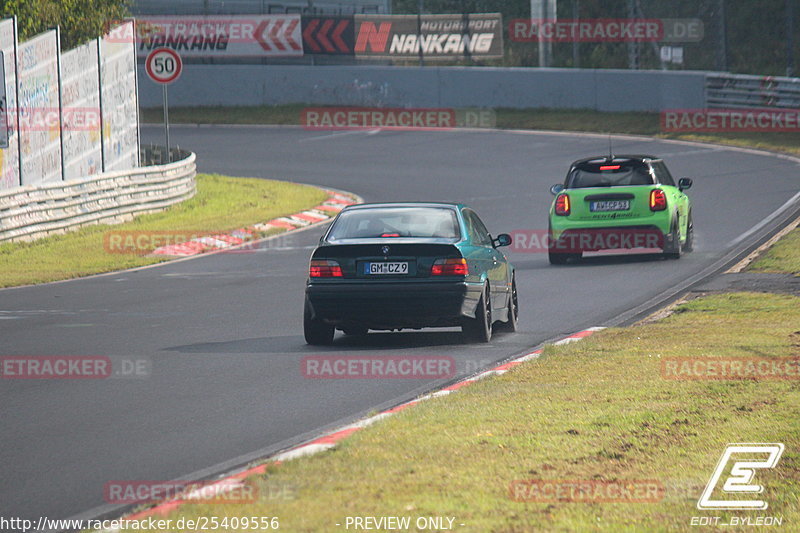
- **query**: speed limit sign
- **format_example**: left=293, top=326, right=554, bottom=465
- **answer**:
left=146, top=48, right=182, bottom=162
left=145, top=48, right=182, bottom=84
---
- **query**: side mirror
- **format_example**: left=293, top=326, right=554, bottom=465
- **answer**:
left=493, top=233, right=512, bottom=248
left=678, top=177, right=693, bottom=191
left=550, top=184, right=564, bottom=195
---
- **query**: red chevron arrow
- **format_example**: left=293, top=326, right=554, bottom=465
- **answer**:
left=270, top=19, right=286, bottom=51
left=331, top=20, right=349, bottom=52
left=284, top=19, right=300, bottom=50
left=302, top=19, right=321, bottom=52
left=255, top=20, right=271, bottom=51
left=255, top=18, right=301, bottom=52
left=316, top=19, right=335, bottom=52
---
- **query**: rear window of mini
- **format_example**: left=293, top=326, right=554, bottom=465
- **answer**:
left=566, top=160, right=654, bottom=188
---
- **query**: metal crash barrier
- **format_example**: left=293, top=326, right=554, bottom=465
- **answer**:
left=0, top=147, right=196, bottom=243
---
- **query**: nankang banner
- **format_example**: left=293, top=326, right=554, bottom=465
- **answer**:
left=133, top=16, right=303, bottom=57
left=353, top=13, right=503, bottom=60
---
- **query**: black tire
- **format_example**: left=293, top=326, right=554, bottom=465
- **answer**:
left=462, top=283, right=492, bottom=343
left=304, top=300, right=334, bottom=345
left=663, top=216, right=682, bottom=260
left=683, top=212, right=694, bottom=252
left=496, top=275, right=518, bottom=333
left=342, top=326, right=368, bottom=336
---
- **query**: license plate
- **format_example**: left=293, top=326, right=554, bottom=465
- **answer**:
left=365, top=262, right=409, bottom=275
left=590, top=200, right=630, bottom=212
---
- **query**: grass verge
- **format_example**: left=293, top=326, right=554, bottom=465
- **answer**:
left=140, top=105, right=800, bottom=156
left=749, top=227, right=800, bottom=276
left=0, top=174, right=327, bottom=288
left=114, top=292, right=800, bottom=532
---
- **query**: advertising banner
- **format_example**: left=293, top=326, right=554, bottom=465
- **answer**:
left=353, top=13, right=503, bottom=60
left=17, top=30, right=61, bottom=186
left=61, top=41, right=102, bottom=180
left=0, top=19, right=18, bottom=190
left=133, top=15, right=303, bottom=57
left=101, top=21, right=139, bottom=172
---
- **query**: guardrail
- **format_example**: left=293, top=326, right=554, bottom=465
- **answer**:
left=0, top=146, right=196, bottom=243
left=706, top=73, right=800, bottom=109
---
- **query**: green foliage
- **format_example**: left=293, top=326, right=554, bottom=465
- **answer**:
left=0, top=0, right=129, bottom=50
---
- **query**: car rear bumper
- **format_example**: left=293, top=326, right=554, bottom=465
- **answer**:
left=306, top=279, right=483, bottom=329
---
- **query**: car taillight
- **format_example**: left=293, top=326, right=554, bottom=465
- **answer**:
left=309, top=259, right=343, bottom=277
left=649, top=189, right=667, bottom=211
left=431, top=258, right=468, bottom=276
left=555, top=193, right=571, bottom=216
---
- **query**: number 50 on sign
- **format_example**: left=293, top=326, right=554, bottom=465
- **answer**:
left=145, top=47, right=182, bottom=84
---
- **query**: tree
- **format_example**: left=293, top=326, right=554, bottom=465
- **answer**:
left=0, top=0, right=130, bottom=49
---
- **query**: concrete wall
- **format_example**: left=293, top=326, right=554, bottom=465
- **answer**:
left=139, top=65, right=708, bottom=111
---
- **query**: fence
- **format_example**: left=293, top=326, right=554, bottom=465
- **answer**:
left=0, top=18, right=140, bottom=191
left=0, top=147, right=195, bottom=243
left=706, top=73, right=800, bottom=109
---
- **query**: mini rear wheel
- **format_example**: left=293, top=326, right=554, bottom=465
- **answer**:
left=663, top=216, right=682, bottom=260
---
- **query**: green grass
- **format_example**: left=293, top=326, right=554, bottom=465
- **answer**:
left=0, top=174, right=327, bottom=287
left=141, top=105, right=800, bottom=156
left=116, top=292, right=800, bottom=532
left=749, top=228, right=800, bottom=276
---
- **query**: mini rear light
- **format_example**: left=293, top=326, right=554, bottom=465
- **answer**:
left=649, top=189, right=667, bottom=211
left=431, top=258, right=468, bottom=276
left=599, top=165, right=620, bottom=170
left=309, top=259, right=343, bottom=277
left=555, top=193, right=571, bottom=216
left=380, top=233, right=400, bottom=237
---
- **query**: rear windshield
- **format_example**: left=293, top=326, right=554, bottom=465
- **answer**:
left=327, top=207, right=460, bottom=240
left=566, top=161, right=654, bottom=188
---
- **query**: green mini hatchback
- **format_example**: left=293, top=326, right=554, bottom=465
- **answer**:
left=548, top=155, right=694, bottom=264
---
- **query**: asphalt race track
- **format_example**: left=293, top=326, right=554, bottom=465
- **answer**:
left=1, top=125, right=799, bottom=525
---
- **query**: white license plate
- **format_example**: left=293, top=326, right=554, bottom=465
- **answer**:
left=365, top=262, right=409, bottom=275
left=590, top=200, right=630, bottom=212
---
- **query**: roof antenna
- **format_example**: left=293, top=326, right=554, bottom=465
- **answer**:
left=607, top=134, right=614, bottom=161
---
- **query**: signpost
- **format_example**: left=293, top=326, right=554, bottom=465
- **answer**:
left=145, top=48, right=182, bottom=162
